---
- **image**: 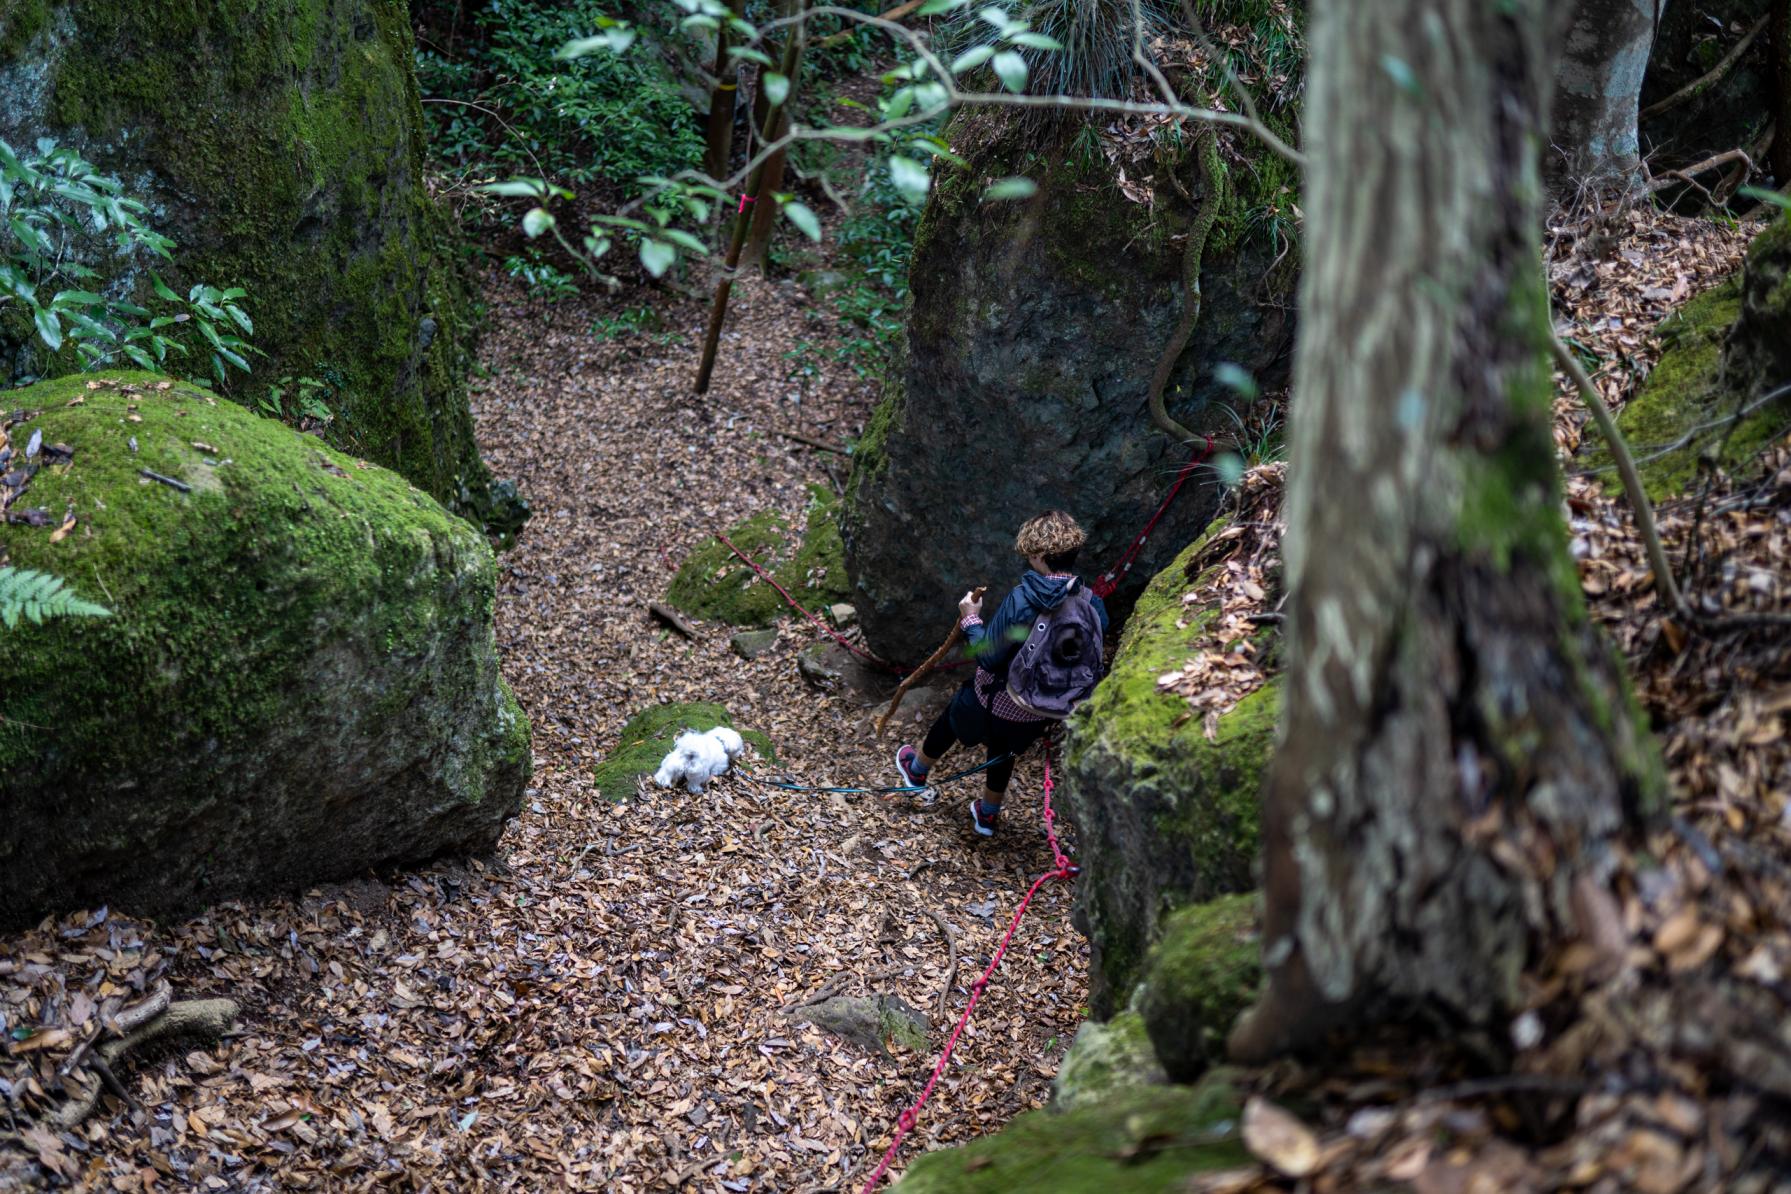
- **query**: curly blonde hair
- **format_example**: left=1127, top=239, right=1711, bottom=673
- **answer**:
left=1015, top=510, right=1086, bottom=562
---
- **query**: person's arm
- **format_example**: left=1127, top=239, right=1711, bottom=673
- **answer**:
left=1091, top=592, right=1110, bottom=633
left=959, top=589, right=988, bottom=652
left=973, top=587, right=1030, bottom=666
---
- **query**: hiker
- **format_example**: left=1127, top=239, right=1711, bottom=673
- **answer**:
left=895, top=511, right=1108, bottom=836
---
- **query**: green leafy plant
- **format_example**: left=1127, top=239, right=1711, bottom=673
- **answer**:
left=502, top=249, right=582, bottom=301
left=0, top=566, right=110, bottom=629
left=415, top=0, right=705, bottom=198
left=0, top=137, right=257, bottom=386
left=256, top=373, right=339, bottom=429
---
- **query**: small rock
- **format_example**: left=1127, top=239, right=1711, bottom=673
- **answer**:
left=797, top=642, right=846, bottom=690
left=799, top=269, right=851, bottom=298
left=828, top=603, right=857, bottom=627
left=730, top=629, right=779, bottom=659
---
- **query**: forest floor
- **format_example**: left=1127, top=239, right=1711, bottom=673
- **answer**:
left=2, top=262, right=1091, bottom=1192
left=4, top=204, right=1789, bottom=1194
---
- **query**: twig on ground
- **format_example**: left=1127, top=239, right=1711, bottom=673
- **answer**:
left=138, top=469, right=190, bottom=494
left=775, top=428, right=849, bottom=454
left=923, top=908, right=959, bottom=1017
left=649, top=601, right=700, bottom=639
left=1552, top=332, right=1687, bottom=619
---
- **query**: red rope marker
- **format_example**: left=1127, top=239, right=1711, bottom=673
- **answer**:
left=1090, top=436, right=1214, bottom=600
left=860, top=747, right=1076, bottom=1191
left=737, top=193, right=757, bottom=214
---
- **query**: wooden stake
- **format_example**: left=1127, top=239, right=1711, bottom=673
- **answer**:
left=693, top=0, right=807, bottom=394
left=875, top=587, right=985, bottom=738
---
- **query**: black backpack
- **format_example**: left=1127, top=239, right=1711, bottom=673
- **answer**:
left=1004, top=580, right=1103, bottom=719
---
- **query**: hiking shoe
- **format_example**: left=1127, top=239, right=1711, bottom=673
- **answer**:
left=895, top=744, right=930, bottom=789
left=969, top=798, right=1001, bottom=837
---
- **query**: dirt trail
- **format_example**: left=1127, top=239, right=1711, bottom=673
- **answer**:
left=0, top=269, right=1091, bottom=1193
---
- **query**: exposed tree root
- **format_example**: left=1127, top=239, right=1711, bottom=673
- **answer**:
left=51, top=992, right=239, bottom=1130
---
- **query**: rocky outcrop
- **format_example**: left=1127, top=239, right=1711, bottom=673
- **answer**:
left=1062, top=527, right=1278, bottom=1014
left=0, top=0, right=523, bottom=533
left=1051, top=1010, right=1166, bottom=1111
left=0, top=373, right=530, bottom=926
left=1135, top=893, right=1261, bottom=1083
left=842, top=104, right=1296, bottom=662
left=1587, top=214, right=1791, bottom=498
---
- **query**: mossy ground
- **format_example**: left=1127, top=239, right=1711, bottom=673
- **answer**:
left=1137, top=892, right=1261, bottom=1081
left=895, top=1072, right=1249, bottom=1192
left=666, top=486, right=849, bottom=627
left=1, top=0, right=502, bottom=524
left=592, top=702, right=774, bottom=803
left=1587, top=217, right=1791, bottom=502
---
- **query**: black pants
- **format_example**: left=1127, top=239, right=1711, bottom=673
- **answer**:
left=921, top=679, right=1048, bottom=796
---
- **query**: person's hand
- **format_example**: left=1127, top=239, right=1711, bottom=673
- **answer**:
left=958, top=590, right=983, bottom=620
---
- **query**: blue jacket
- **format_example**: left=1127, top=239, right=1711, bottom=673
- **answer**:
left=963, top=572, right=1109, bottom=684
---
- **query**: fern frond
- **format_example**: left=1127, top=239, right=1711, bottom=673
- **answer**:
left=0, top=566, right=111, bottom=629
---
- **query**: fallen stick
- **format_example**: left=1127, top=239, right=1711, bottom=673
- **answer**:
left=923, top=909, right=959, bottom=1017
left=648, top=601, right=699, bottom=639
left=774, top=427, right=849, bottom=454
left=875, top=587, right=985, bottom=738
left=138, top=468, right=191, bottom=493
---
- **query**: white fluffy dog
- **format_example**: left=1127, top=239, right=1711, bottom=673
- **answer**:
left=653, top=727, right=741, bottom=794
left=707, top=725, right=745, bottom=760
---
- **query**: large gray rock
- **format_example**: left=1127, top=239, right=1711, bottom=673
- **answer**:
left=0, top=0, right=523, bottom=535
left=842, top=108, right=1294, bottom=661
left=0, top=373, right=530, bottom=926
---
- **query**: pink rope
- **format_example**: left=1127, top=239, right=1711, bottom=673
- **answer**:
left=859, top=748, right=1076, bottom=1191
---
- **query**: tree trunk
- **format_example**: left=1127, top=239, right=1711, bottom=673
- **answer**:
left=1773, top=0, right=1791, bottom=186
left=1548, top=0, right=1665, bottom=195
left=1230, top=0, right=1663, bottom=1063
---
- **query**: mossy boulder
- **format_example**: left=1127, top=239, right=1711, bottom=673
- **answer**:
left=0, top=0, right=524, bottom=534
left=895, top=1071, right=1248, bottom=1192
left=592, top=701, right=773, bottom=803
left=667, top=486, right=848, bottom=627
left=0, top=373, right=529, bottom=926
left=1589, top=215, right=1791, bottom=499
left=1063, top=526, right=1277, bottom=1014
left=1052, top=1010, right=1167, bottom=1111
left=1136, top=893, right=1261, bottom=1082
left=843, top=93, right=1297, bottom=662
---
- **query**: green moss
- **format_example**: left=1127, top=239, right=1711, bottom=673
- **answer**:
left=1053, top=1010, right=1166, bottom=1111
left=6, top=0, right=503, bottom=525
left=0, top=0, right=51, bottom=61
left=1136, top=893, right=1260, bottom=1081
left=592, top=701, right=774, bottom=803
left=895, top=1073, right=1248, bottom=1193
left=845, top=382, right=902, bottom=515
left=1587, top=278, right=1744, bottom=501
left=1065, top=523, right=1278, bottom=1007
left=0, top=371, right=529, bottom=918
left=666, top=485, right=849, bottom=627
